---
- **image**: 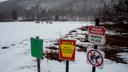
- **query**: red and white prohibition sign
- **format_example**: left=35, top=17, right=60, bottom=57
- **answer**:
left=86, top=48, right=105, bottom=69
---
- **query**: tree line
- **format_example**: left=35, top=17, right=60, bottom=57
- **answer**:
left=98, top=0, right=128, bottom=23
left=0, top=0, right=127, bottom=22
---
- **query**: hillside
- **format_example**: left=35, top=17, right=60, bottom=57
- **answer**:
left=0, top=0, right=112, bottom=18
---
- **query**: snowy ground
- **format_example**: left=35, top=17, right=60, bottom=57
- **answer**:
left=0, top=21, right=128, bottom=72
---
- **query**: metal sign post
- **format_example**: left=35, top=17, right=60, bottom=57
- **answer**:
left=31, top=36, right=43, bottom=72
left=92, top=45, right=97, bottom=72
left=36, top=36, right=40, bottom=72
left=93, top=18, right=99, bottom=72
left=37, top=58, right=40, bottom=72
left=87, top=48, right=105, bottom=70
left=87, top=18, right=106, bottom=71
left=59, top=39, right=76, bottom=72
left=66, top=60, right=69, bottom=72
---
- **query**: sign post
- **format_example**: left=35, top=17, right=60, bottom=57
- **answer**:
left=59, top=39, right=76, bottom=72
left=66, top=60, right=69, bottom=72
left=31, top=36, right=43, bottom=72
left=87, top=18, right=106, bottom=72
left=37, top=58, right=40, bottom=72
left=87, top=48, right=105, bottom=69
left=93, top=18, right=99, bottom=72
left=88, top=26, right=106, bottom=45
left=92, top=46, right=97, bottom=72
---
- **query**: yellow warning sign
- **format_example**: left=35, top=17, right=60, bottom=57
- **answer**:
left=59, top=40, right=76, bottom=61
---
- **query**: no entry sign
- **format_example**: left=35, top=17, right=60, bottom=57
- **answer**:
left=59, top=39, right=76, bottom=61
left=86, top=48, right=105, bottom=69
left=88, top=26, right=106, bottom=45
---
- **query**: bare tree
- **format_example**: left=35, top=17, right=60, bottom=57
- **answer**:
left=12, top=8, right=18, bottom=21
left=99, top=0, right=128, bottom=23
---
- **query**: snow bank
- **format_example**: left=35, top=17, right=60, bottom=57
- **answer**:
left=0, top=21, right=127, bottom=72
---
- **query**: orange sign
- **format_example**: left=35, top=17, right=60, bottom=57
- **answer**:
left=59, top=39, right=76, bottom=61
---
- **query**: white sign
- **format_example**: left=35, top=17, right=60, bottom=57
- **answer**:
left=88, top=26, right=106, bottom=45
left=88, top=34, right=106, bottom=45
left=86, top=48, right=105, bottom=69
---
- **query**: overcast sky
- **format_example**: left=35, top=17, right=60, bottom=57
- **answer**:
left=0, top=0, right=8, bottom=2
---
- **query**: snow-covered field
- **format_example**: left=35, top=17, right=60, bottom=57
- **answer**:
left=0, top=21, right=128, bottom=72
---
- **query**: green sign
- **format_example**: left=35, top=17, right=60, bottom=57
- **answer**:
left=31, top=38, right=43, bottom=59
left=88, top=34, right=105, bottom=45
left=91, top=35, right=102, bottom=43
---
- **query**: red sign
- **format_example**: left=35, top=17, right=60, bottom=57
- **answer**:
left=59, top=39, right=76, bottom=61
left=87, top=50, right=103, bottom=66
left=88, top=26, right=106, bottom=45
left=88, top=26, right=106, bottom=35
left=86, top=48, right=105, bottom=69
